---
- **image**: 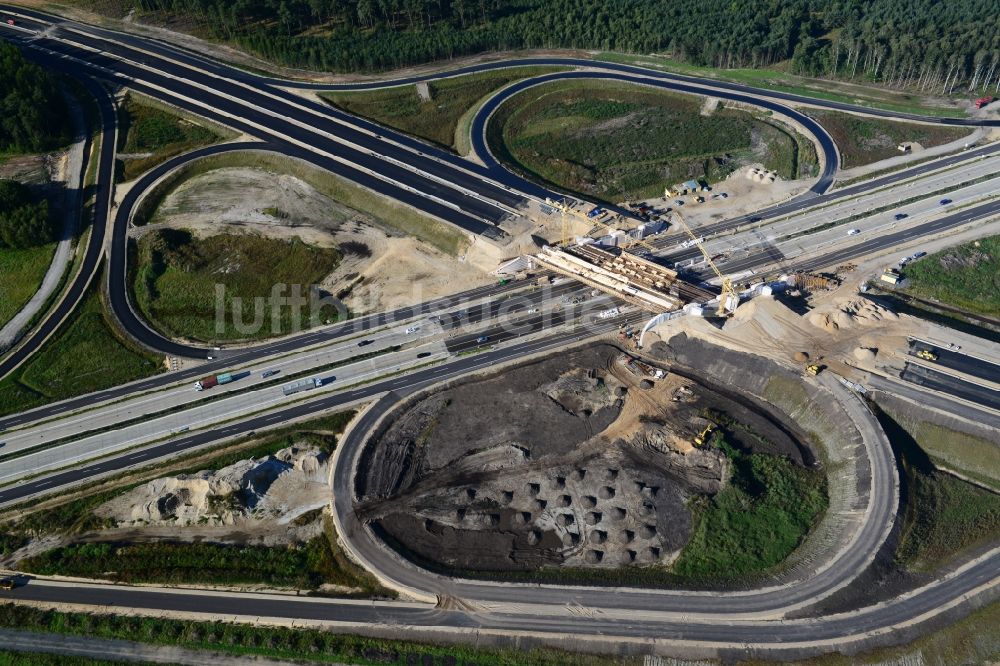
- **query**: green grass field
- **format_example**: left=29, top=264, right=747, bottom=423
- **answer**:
left=132, top=230, right=341, bottom=343
left=900, top=235, right=1000, bottom=318
left=805, top=110, right=970, bottom=168
left=117, top=95, right=225, bottom=181
left=0, top=275, right=163, bottom=418
left=492, top=80, right=813, bottom=202
left=876, top=408, right=1000, bottom=574
left=0, top=243, right=55, bottom=330
left=321, top=67, right=564, bottom=150
left=671, top=439, right=828, bottom=579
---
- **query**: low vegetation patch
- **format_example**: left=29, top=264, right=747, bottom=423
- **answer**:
left=132, top=229, right=342, bottom=342
left=876, top=408, right=1000, bottom=573
left=117, top=94, right=224, bottom=181
left=900, top=235, right=1000, bottom=318
left=19, top=515, right=377, bottom=593
left=322, top=67, right=563, bottom=150
left=671, top=439, right=828, bottom=579
left=0, top=272, right=162, bottom=418
left=0, top=243, right=56, bottom=330
left=805, top=110, right=970, bottom=168
left=0, top=604, right=617, bottom=666
left=492, top=80, right=812, bottom=202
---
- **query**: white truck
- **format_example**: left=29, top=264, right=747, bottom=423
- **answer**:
left=282, top=377, right=324, bottom=396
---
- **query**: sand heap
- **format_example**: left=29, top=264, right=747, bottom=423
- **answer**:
left=96, top=446, right=331, bottom=527
left=807, top=297, right=899, bottom=333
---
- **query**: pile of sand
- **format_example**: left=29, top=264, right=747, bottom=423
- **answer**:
left=807, top=297, right=899, bottom=333
left=96, top=445, right=331, bottom=527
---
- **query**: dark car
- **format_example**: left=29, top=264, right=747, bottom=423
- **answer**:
left=261, top=369, right=280, bottom=379
left=893, top=213, right=908, bottom=221
left=417, top=352, right=432, bottom=358
left=476, top=336, right=489, bottom=344
left=939, top=198, right=952, bottom=205
left=357, top=339, right=374, bottom=347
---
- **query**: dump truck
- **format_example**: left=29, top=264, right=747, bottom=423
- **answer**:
left=916, top=349, right=938, bottom=361
left=282, top=377, right=324, bottom=396
left=806, top=364, right=823, bottom=376
left=194, top=372, right=234, bottom=391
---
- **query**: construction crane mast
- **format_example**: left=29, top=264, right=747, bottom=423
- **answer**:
left=668, top=205, right=738, bottom=316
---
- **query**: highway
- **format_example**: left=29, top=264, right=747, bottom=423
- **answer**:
left=901, top=362, right=1000, bottom=412
left=907, top=340, right=1000, bottom=385
left=0, top=4, right=999, bottom=657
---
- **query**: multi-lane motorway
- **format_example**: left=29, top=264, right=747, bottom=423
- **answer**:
left=1, top=4, right=1000, bottom=659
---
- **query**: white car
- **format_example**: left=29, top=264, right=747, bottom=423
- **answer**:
left=847, top=228, right=860, bottom=236
left=405, top=326, right=419, bottom=334
left=527, top=308, right=539, bottom=314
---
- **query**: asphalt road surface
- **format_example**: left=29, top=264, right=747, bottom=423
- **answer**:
left=901, top=362, right=1000, bottom=412
left=907, top=341, right=1000, bottom=385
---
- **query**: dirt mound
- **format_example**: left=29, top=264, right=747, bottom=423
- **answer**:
left=807, top=297, right=899, bottom=333
left=97, top=445, right=331, bottom=527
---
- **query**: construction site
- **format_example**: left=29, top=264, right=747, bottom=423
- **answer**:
left=355, top=343, right=818, bottom=578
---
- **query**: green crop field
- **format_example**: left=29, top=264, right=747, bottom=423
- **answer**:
left=132, top=230, right=342, bottom=343
left=671, top=439, right=828, bottom=579
left=117, top=95, right=225, bottom=181
left=0, top=243, right=55, bottom=329
left=0, top=275, right=163, bottom=418
left=492, top=80, right=813, bottom=202
left=322, top=66, right=564, bottom=151
left=805, top=110, right=971, bottom=168
left=901, top=235, right=1000, bottom=318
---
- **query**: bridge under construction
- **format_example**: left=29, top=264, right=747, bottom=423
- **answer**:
left=535, top=244, right=717, bottom=313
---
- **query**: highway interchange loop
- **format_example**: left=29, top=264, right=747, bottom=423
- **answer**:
left=1, top=4, right=999, bottom=657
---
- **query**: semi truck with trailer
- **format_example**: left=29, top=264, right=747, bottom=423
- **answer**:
left=195, top=372, right=234, bottom=391
left=282, top=377, right=325, bottom=396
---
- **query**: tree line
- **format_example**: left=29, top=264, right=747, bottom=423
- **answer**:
left=0, top=42, right=72, bottom=154
left=53, top=0, right=1000, bottom=95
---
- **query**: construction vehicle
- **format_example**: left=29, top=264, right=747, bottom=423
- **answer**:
left=669, top=204, right=738, bottom=316
left=806, top=364, right=823, bottom=376
left=916, top=349, right=938, bottom=361
left=693, top=423, right=715, bottom=447
left=195, top=372, right=234, bottom=391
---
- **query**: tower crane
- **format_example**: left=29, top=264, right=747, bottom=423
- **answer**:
left=669, top=206, right=739, bottom=316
